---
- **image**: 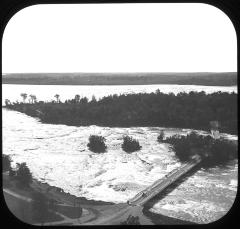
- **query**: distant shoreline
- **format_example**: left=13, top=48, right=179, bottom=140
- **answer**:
left=2, top=72, right=237, bottom=86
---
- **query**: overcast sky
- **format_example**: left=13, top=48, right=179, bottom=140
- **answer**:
left=2, top=3, right=237, bottom=73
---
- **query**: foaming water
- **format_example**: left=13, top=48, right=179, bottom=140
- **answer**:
left=2, top=108, right=238, bottom=223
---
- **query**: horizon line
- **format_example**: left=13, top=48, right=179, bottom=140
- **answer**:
left=2, top=71, right=237, bottom=74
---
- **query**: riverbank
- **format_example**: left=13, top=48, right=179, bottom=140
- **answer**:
left=2, top=173, right=194, bottom=225
left=32, top=178, right=196, bottom=224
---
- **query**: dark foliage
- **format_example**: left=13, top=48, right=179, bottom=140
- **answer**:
left=9, top=167, right=16, bottom=178
left=5, top=91, right=237, bottom=134
left=87, top=135, right=107, bottom=153
left=15, top=162, right=32, bottom=188
left=2, top=154, right=11, bottom=172
left=122, top=136, right=142, bottom=153
left=120, top=215, right=141, bottom=225
left=206, top=138, right=238, bottom=167
left=163, top=132, right=237, bottom=168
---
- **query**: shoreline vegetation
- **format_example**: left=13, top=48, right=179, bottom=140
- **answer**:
left=3, top=168, right=193, bottom=225
left=4, top=91, right=237, bottom=135
left=159, top=131, right=238, bottom=168
left=2, top=72, right=237, bottom=86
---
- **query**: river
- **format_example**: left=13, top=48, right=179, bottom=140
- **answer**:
left=2, top=84, right=238, bottom=224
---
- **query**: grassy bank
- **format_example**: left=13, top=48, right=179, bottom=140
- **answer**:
left=5, top=91, right=237, bottom=134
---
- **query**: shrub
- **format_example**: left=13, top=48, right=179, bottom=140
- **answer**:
left=2, top=154, right=11, bottom=172
left=121, top=136, right=142, bottom=153
left=15, top=162, right=32, bottom=188
left=87, top=135, right=107, bottom=153
left=157, top=130, right=165, bottom=143
left=9, top=167, right=16, bottom=178
left=205, top=138, right=238, bottom=168
left=164, top=132, right=237, bottom=167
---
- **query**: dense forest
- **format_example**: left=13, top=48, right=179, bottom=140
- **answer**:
left=5, top=91, right=237, bottom=134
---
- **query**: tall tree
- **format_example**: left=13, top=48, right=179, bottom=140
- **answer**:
left=29, top=94, right=34, bottom=103
left=20, top=93, right=27, bottom=103
left=29, top=94, right=37, bottom=103
left=75, top=94, right=80, bottom=103
left=33, top=95, right=37, bottom=103
left=15, top=162, right=32, bottom=188
left=54, top=94, right=60, bottom=103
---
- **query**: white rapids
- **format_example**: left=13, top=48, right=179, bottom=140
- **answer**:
left=2, top=108, right=238, bottom=224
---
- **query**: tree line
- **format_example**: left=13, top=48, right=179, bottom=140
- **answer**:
left=5, top=90, right=237, bottom=134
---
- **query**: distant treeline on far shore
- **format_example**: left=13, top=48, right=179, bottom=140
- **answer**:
left=2, top=72, right=237, bottom=86
left=4, top=90, right=237, bottom=135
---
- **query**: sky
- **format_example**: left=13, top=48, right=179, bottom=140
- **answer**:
left=2, top=3, right=237, bottom=73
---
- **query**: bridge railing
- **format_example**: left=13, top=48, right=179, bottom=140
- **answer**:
left=128, top=156, right=202, bottom=206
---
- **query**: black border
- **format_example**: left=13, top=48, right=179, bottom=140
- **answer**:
left=1, top=0, right=239, bottom=228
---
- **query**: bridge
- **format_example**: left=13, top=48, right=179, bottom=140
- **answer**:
left=128, top=155, right=202, bottom=207
left=84, top=155, right=202, bottom=225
